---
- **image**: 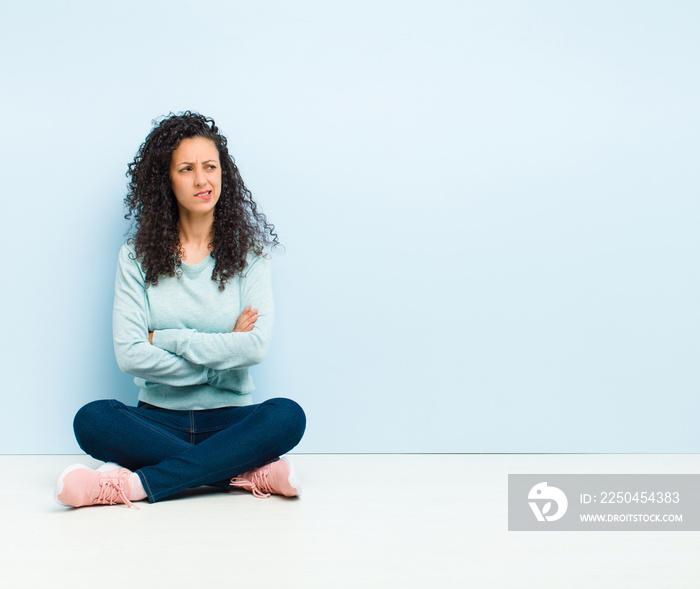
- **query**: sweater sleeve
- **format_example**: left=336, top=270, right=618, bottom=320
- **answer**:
left=150, top=253, right=274, bottom=371
left=113, top=244, right=212, bottom=386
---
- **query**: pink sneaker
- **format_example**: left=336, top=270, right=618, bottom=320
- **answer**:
left=230, top=457, right=301, bottom=498
left=55, top=463, right=137, bottom=509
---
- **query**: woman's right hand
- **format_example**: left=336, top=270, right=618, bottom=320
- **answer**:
left=233, top=306, right=258, bottom=332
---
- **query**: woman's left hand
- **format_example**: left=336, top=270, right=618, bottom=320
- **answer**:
left=233, top=306, right=258, bottom=332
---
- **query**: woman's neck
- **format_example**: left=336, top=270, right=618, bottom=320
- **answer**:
left=178, top=211, right=214, bottom=264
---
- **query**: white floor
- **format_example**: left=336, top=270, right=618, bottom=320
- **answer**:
left=2, top=454, right=699, bottom=588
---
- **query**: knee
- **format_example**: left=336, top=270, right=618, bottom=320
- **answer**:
left=265, top=397, right=306, bottom=445
left=73, top=400, right=120, bottom=454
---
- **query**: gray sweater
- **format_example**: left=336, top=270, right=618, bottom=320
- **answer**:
left=112, top=242, right=273, bottom=409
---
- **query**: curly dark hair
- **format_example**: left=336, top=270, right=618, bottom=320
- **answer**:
left=125, top=111, right=279, bottom=290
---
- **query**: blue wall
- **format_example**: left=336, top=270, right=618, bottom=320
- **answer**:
left=2, top=1, right=699, bottom=453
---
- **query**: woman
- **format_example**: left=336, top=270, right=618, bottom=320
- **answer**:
left=55, top=112, right=306, bottom=508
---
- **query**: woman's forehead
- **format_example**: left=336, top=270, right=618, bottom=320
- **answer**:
left=172, top=137, right=220, bottom=163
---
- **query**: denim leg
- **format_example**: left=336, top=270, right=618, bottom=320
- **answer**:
left=73, top=397, right=306, bottom=503
left=73, top=399, right=193, bottom=471
left=138, top=398, right=306, bottom=502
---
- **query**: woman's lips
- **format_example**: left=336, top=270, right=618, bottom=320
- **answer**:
left=195, top=190, right=212, bottom=200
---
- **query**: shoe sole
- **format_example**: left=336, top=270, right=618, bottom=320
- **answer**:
left=281, top=456, right=302, bottom=497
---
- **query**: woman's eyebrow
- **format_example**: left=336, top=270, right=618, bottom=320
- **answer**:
left=176, top=159, right=218, bottom=166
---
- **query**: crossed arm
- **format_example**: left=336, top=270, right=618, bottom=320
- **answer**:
left=148, top=306, right=258, bottom=344
left=113, top=244, right=272, bottom=387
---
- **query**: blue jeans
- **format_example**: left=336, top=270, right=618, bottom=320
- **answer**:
left=73, top=398, right=306, bottom=503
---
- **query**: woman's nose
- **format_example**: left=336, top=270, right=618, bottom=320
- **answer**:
left=194, top=167, right=206, bottom=186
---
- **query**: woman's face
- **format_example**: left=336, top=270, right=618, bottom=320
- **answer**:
left=169, top=136, right=222, bottom=218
